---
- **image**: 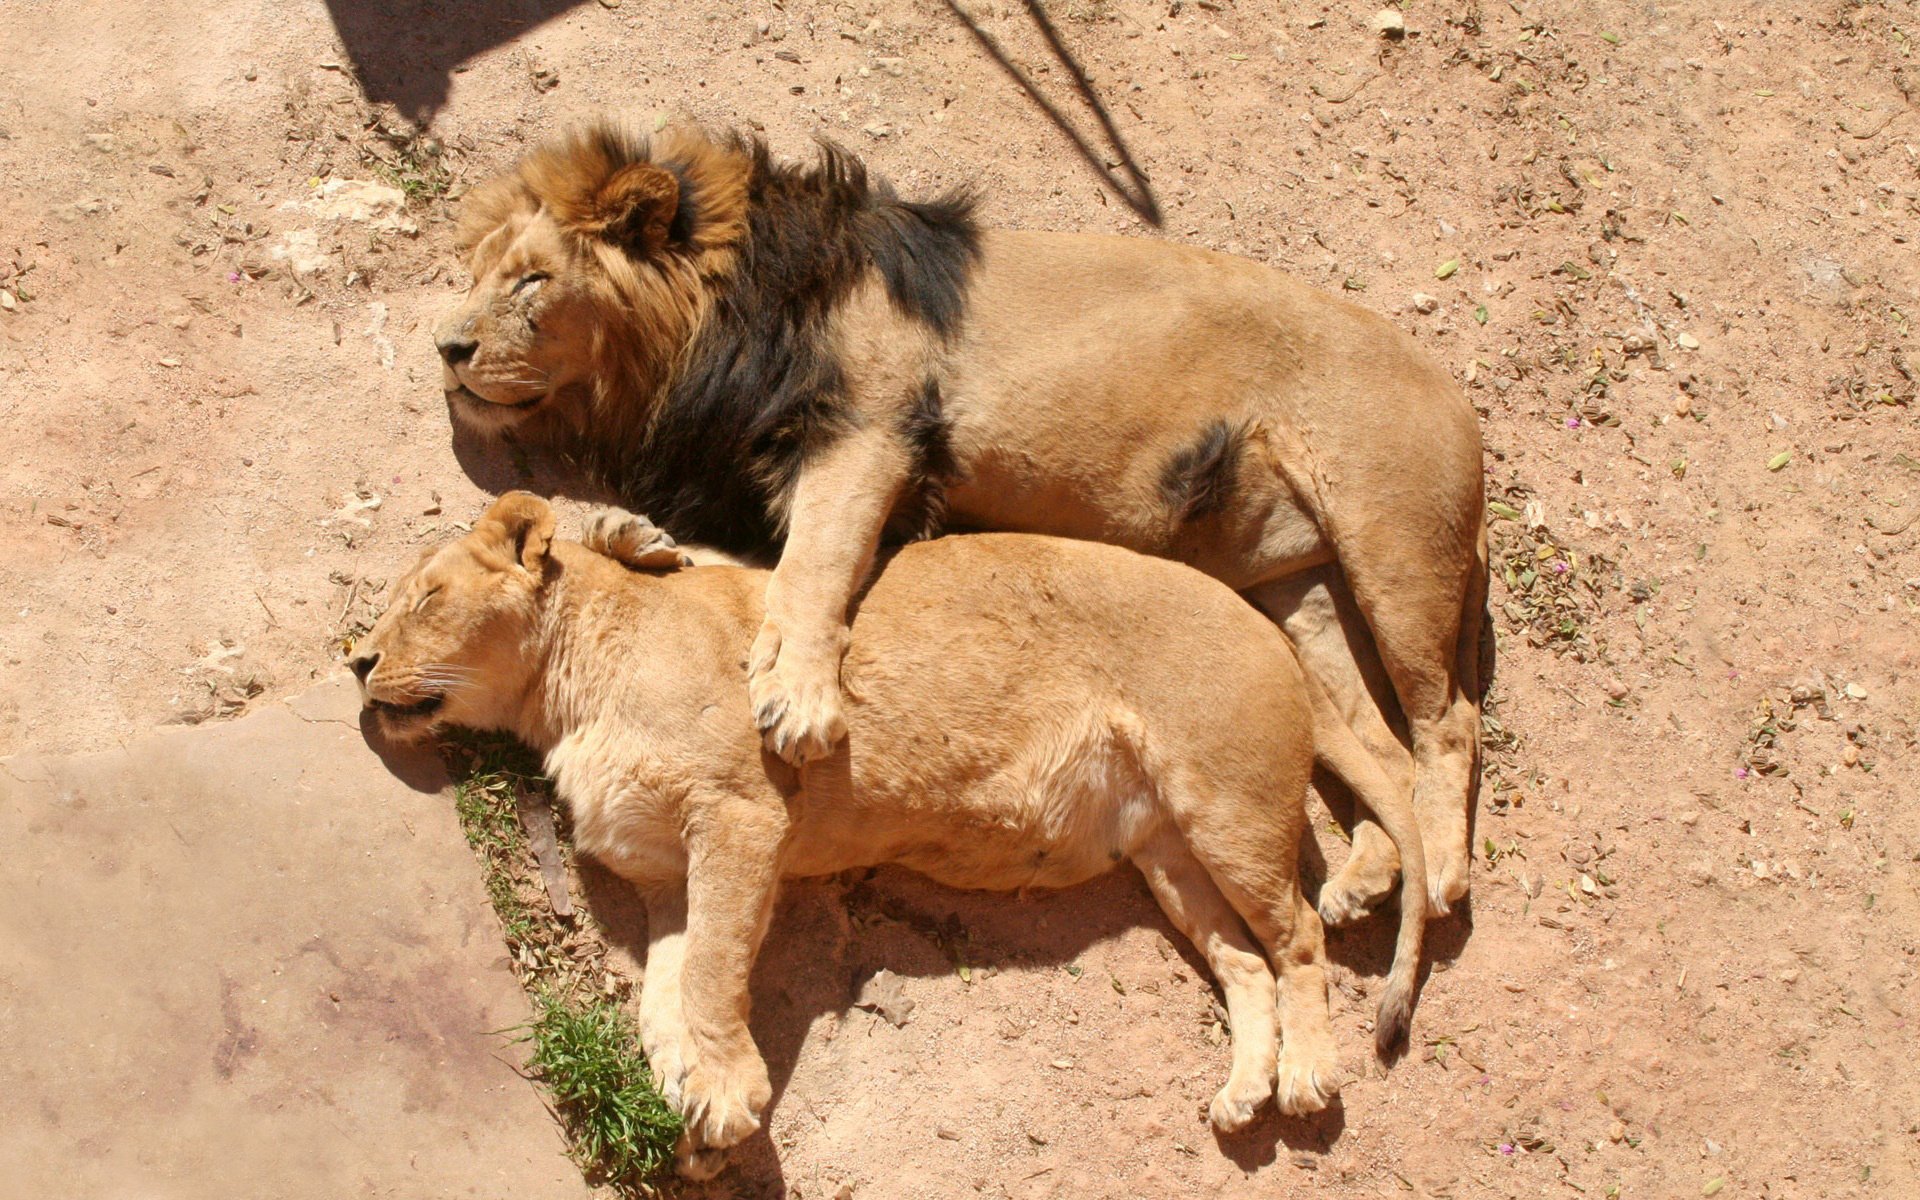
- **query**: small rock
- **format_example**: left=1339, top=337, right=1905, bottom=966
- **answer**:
left=935, top=1125, right=960, bottom=1141
left=1622, top=332, right=1656, bottom=356
left=1676, top=332, right=1701, bottom=350
left=0, top=290, right=14, bottom=312
left=1412, top=292, right=1439, bottom=314
left=1609, top=1121, right=1626, bottom=1142
left=1603, top=677, right=1629, bottom=701
left=1842, top=744, right=1860, bottom=767
left=596, top=0, right=621, bottom=8
left=1372, top=9, right=1406, bottom=38
left=862, top=122, right=894, bottom=139
left=834, top=1186, right=854, bottom=1200
left=1671, top=394, right=1692, bottom=417
left=243, top=65, right=258, bottom=81
left=1843, top=682, right=1868, bottom=700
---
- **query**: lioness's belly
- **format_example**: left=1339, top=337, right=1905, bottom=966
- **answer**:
left=780, top=728, right=1165, bottom=892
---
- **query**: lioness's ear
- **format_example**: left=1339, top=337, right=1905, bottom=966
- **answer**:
left=578, top=162, right=679, bottom=254
left=474, top=492, right=556, bottom=574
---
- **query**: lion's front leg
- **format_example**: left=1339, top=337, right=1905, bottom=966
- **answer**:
left=749, top=422, right=910, bottom=764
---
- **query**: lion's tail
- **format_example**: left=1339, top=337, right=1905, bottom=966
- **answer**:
left=1303, top=675, right=1427, bottom=1058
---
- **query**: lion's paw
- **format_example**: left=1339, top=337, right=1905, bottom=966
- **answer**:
left=1317, top=859, right=1397, bottom=928
left=1274, top=1040, right=1341, bottom=1117
left=582, top=506, right=690, bottom=570
left=746, top=622, right=847, bottom=766
left=1426, top=846, right=1470, bottom=918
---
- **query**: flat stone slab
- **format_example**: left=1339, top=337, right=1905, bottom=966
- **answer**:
left=0, top=676, right=589, bottom=1198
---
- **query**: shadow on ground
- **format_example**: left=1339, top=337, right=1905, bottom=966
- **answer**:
left=321, top=0, right=585, bottom=124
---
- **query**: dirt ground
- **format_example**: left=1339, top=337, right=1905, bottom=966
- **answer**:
left=4, top=0, right=1917, bottom=1196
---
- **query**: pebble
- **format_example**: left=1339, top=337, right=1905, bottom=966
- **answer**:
left=1609, top=1121, right=1627, bottom=1142
left=936, top=1125, right=960, bottom=1141
left=0, top=290, right=14, bottom=311
left=1412, top=292, right=1439, bottom=314
left=1603, top=676, right=1629, bottom=700
left=1676, top=332, right=1701, bottom=350
left=1672, top=395, right=1692, bottom=416
left=1372, top=9, right=1406, bottom=38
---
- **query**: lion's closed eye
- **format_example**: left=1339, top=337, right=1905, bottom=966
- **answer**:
left=511, top=273, right=548, bottom=299
left=411, top=586, right=442, bottom=614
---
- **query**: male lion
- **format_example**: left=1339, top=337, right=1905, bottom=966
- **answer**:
left=351, top=494, right=1428, bottom=1178
left=434, top=125, right=1487, bottom=919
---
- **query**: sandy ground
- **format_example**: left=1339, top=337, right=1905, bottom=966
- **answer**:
left=3, top=0, right=1917, bottom=1196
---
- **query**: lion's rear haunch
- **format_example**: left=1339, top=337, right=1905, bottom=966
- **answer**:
left=455, top=122, right=981, bottom=554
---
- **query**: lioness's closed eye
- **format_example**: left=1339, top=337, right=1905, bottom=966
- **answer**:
left=354, top=494, right=1427, bottom=1181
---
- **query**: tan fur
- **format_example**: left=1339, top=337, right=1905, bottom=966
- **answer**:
left=351, top=496, right=1427, bottom=1178
left=435, top=127, right=1485, bottom=919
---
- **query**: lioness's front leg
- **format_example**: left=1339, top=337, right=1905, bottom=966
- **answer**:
left=635, top=882, right=692, bottom=1109
left=750, top=421, right=910, bottom=764
left=673, top=797, right=786, bottom=1172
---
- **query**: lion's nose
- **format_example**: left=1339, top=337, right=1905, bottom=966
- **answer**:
left=436, top=334, right=478, bottom=366
left=348, top=651, right=380, bottom=683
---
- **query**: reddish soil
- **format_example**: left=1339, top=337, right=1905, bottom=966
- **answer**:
left=3, top=1, right=1915, bottom=1197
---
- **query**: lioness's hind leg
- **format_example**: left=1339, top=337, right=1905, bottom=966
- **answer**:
left=1133, top=828, right=1278, bottom=1133
left=581, top=506, right=692, bottom=570
left=1161, top=772, right=1340, bottom=1116
left=1269, top=893, right=1341, bottom=1116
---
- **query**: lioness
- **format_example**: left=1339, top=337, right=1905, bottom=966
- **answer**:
left=352, top=493, right=1427, bottom=1177
left=434, top=125, right=1486, bottom=919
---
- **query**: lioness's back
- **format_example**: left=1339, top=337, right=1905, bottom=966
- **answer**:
left=839, top=533, right=1306, bottom=741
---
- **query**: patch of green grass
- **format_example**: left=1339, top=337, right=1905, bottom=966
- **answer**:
left=442, top=732, right=680, bottom=1189
left=524, top=993, right=682, bottom=1186
left=361, top=125, right=454, bottom=207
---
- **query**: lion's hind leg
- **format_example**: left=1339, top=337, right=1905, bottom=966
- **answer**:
left=1133, top=827, right=1279, bottom=1132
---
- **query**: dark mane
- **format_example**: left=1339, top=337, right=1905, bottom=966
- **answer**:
left=588, top=133, right=982, bottom=555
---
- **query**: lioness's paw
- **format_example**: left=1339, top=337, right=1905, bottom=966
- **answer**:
left=678, top=1055, right=772, bottom=1152
left=673, top=1134, right=730, bottom=1181
left=746, top=622, right=847, bottom=766
left=1207, top=1074, right=1271, bottom=1133
left=1274, top=1041, right=1341, bottom=1117
left=640, top=1031, right=690, bottom=1110
left=582, top=506, right=691, bottom=570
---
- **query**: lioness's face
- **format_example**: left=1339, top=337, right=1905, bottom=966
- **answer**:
left=351, top=493, right=555, bottom=742
left=433, top=212, right=604, bottom=434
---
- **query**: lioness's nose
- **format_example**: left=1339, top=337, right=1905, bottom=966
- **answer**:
left=436, top=333, right=478, bottom=365
left=348, top=651, right=379, bottom=682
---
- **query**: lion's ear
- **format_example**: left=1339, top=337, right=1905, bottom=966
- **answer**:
left=578, top=162, right=680, bottom=254
left=474, top=492, right=556, bottom=575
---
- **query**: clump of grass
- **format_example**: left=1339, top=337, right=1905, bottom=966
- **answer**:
left=525, top=993, right=682, bottom=1186
left=360, top=121, right=455, bottom=207
left=443, top=731, right=681, bottom=1190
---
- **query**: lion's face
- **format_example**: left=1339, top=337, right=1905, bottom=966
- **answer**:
left=350, top=493, right=555, bottom=742
left=435, top=127, right=743, bottom=440
left=433, top=211, right=607, bottom=434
